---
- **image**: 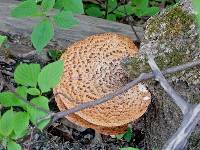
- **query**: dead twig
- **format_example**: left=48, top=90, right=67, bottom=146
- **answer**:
left=123, top=0, right=141, bottom=43
left=147, top=55, right=200, bottom=150
left=39, top=59, right=200, bottom=123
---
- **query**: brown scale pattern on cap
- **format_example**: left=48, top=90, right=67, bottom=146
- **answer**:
left=56, top=94, right=128, bottom=135
left=54, top=33, right=151, bottom=128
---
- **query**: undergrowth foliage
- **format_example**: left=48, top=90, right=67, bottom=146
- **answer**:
left=85, top=0, right=160, bottom=21
left=11, top=0, right=84, bottom=52
left=0, top=61, right=64, bottom=150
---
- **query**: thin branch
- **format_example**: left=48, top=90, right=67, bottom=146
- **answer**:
left=123, top=0, right=141, bottom=43
left=47, top=59, right=200, bottom=122
left=105, top=0, right=109, bottom=19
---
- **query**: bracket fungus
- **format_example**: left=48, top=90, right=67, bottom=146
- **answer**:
left=54, top=33, right=151, bottom=135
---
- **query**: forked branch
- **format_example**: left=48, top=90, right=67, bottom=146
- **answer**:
left=148, top=55, right=200, bottom=150
left=49, top=59, right=200, bottom=122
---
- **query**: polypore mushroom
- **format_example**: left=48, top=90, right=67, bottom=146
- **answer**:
left=54, top=33, right=151, bottom=135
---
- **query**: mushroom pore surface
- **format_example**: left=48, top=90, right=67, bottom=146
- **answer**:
left=54, top=33, right=151, bottom=127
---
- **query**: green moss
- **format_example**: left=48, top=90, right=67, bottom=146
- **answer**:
left=148, top=6, right=194, bottom=39
left=124, top=51, right=186, bottom=76
left=122, top=57, right=150, bottom=79
left=156, top=50, right=187, bottom=69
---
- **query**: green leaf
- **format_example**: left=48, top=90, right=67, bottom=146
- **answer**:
left=192, top=0, right=200, bottom=25
left=11, top=0, right=42, bottom=18
left=108, top=0, right=117, bottom=13
left=48, top=50, right=62, bottom=61
left=38, top=60, right=64, bottom=93
left=0, top=92, right=24, bottom=107
left=27, top=88, right=41, bottom=96
left=123, top=126, right=132, bottom=142
left=31, top=19, right=54, bottom=51
left=107, top=14, right=117, bottom=21
left=13, top=112, right=29, bottom=138
left=85, top=6, right=104, bottom=17
left=0, top=35, right=7, bottom=47
left=120, top=147, right=139, bottom=150
left=7, top=140, right=22, bottom=150
left=10, top=130, right=28, bottom=140
left=42, top=0, right=55, bottom=12
left=193, top=0, right=200, bottom=12
left=0, top=109, right=14, bottom=136
left=114, top=5, right=134, bottom=17
left=54, top=11, right=79, bottom=28
left=131, top=0, right=148, bottom=7
left=133, top=6, right=159, bottom=17
left=85, top=6, right=102, bottom=17
left=14, top=63, right=41, bottom=87
left=54, top=0, right=84, bottom=14
left=27, top=96, right=50, bottom=130
left=16, top=86, right=28, bottom=99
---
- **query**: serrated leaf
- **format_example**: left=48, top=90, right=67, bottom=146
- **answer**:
left=131, top=0, right=148, bottom=7
left=0, top=35, right=7, bottom=47
left=27, top=88, right=41, bottom=96
left=0, top=109, right=14, bottom=136
left=31, top=19, right=54, bottom=51
left=85, top=6, right=104, bottom=17
left=54, top=0, right=84, bottom=14
left=120, top=147, right=139, bottom=150
left=134, top=6, right=159, bottom=17
left=108, top=0, right=117, bottom=13
left=27, top=96, right=50, bottom=130
left=7, top=140, right=22, bottom=150
left=114, top=5, right=134, bottom=17
left=54, top=11, right=78, bottom=28
left=13, top=112, right=29, bottom=137
left=107, top=14, right=117, bottom=21
left=16, top=86, right=28, bottom=99
left=11, top=0, right=42, bottom=18
left=38, top=60, right=64, bottom=93
left=42, top=0, right=55, bottom=12
left=0, top=92, right=24, bottom=107
left=14, top=63, right=40, bottom=87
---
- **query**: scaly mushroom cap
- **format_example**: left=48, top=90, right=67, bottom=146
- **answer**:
left=56, top=94, right=128, bottom=135
left=54, top=33, right=151, bottom=128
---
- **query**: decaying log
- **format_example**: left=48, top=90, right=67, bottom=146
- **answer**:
left=0, top=0, right=143, bottom=59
